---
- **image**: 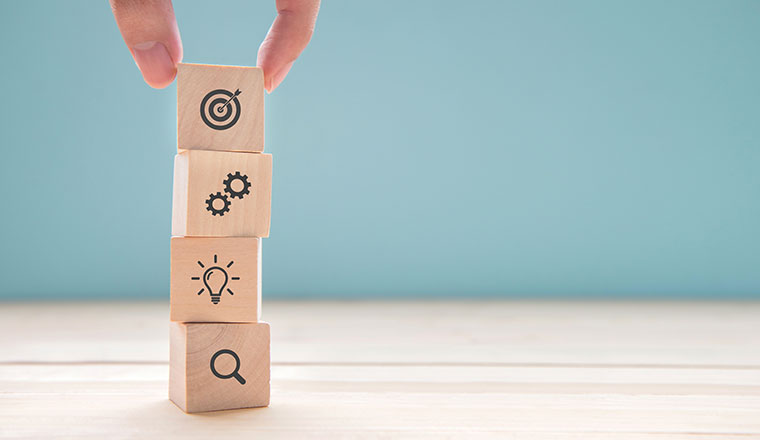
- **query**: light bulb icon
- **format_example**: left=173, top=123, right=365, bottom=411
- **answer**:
left=192, top=254, right=240, bottom=305
left=203, top=266, right=228, bottom=305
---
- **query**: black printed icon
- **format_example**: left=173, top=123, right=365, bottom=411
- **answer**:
left=210, top=349, right=246, bottom=384
left=205, top=191, right=231, bottom=216
left=223, top=171, right=251, bottom=199
left=205, top=171, right=251, bottom=216
left=200, top=88, right=242, bottom=130
left=191, top=254, right=240, bottom=305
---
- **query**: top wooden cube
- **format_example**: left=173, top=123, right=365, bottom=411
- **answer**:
left=177, top=63, right=264, bottom=152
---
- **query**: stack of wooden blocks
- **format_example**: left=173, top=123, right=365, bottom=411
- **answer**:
left=168, top=63, right=273, bottom=413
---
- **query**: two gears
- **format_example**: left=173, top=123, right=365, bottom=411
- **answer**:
left=205, top=171, right=251, bottom=216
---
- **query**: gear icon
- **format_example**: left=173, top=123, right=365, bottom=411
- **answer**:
left=205, top=192, right=231, bottom=216
left=223, top=171, right=251, bottom=199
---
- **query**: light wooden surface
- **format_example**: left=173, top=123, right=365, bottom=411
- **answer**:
left=1, top=300, right=759, bottom=439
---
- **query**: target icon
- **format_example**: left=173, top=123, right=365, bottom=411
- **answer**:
left=200, top=88, right=242, bottom=130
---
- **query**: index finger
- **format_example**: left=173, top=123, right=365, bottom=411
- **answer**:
left=257, top=0, right=320, bottom=92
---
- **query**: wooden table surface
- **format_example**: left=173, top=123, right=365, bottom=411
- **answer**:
left=0, top=300, right=759, bottom=439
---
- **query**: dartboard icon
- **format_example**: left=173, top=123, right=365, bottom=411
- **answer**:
left=200, top=88, right=242, bottom=130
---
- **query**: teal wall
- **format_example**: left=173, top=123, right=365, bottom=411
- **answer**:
left=1, top=1, right=759, bottom=299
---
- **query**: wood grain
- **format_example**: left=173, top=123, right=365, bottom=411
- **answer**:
left=170, top=237, right=261, bottom=322
left=172, top=150, right=272, bottom=237
left=177, top=63, right=264, bottom=152
left=170, top=322, right=270, bottom=413
left=0, top=301, right=758, bottom=438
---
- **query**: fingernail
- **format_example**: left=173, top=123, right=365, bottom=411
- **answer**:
left=267, top=61, right=295, bottom=93
left=131, top=41, right=176, bottom=89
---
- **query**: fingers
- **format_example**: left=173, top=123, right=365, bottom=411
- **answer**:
left=257, top=0, right=320, bottom=92
left=110, top=0, right=317, bottom=91
left=110, top=0, right=183, bottom=89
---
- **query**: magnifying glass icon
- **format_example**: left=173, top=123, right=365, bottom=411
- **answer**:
left=210, top=349, right=246, bottom=385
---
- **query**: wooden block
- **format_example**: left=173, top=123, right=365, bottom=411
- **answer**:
left=177, top=63, right=264, bottom=152
left=169, top=322, right=270, bottom=413
left=172, top=150, right=272, bottom=237
left=170, top=237, right=261, bottom=323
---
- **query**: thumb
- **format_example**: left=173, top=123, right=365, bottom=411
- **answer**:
left=110, top=0, right=183, bottom=89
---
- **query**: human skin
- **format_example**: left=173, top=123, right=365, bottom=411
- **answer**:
left=109, top=0, right=320, bottom=91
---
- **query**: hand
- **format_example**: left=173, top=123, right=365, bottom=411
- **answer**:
left=109, top=0, right=320, bottom=92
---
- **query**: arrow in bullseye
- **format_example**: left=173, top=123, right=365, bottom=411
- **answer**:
left=216, top=89, right=242, bottom=113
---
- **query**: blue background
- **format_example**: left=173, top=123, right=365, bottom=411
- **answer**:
left=1, top=1, right=759, bottom=300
